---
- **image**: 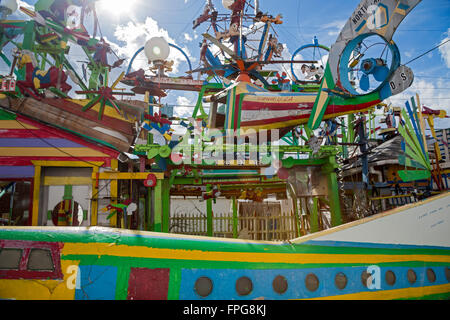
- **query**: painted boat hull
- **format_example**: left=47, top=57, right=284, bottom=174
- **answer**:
left=222, top=82, right=381, bottom=134
left=0, top=192, right=449, bottom=300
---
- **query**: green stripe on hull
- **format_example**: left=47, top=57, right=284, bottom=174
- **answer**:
left=1, top=229, right=449, bottom=256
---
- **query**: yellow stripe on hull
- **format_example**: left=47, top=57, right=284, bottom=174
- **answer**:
left=243, top=95, right=316, bottom=104
left=0, top=147, right=109, bottom=157
left=0, top=120, right=38, bottom=129
left=306, top=283, right=450, bottom=300
left=61, top=242, right=450, bottom=265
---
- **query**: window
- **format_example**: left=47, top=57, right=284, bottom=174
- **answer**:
left=0, top=181, right=32, bottom=226
left=0, top=240, right=62, bottom=280
left=27, top=249, right=54, bottom=271
left=0, top=248, right=22, bottom=270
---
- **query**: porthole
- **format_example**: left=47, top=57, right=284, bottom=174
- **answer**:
left=305, top=273, right=319, bottom=292
left=385, top=270, right=396, bottom=286
left=236, top=277, right=253, bottom=296
left=272, top=275, right=288, bottom=295
left=426, top=268, right=436, bottom=283
left=194, top=277, right=213, bottom=298
left=335, top=272, right=348, bottom=290
left=407, top=269, right=417, bottom=284
left=446, top=267, right=450, bottom=282
left=361, top=271, right=371, bottom=288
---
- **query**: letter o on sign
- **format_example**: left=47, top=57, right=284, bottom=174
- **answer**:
left=144, top=174, right=157, bottom=187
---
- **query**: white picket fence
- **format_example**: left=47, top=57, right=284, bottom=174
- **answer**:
left=169, top=212, right=298, bottom=241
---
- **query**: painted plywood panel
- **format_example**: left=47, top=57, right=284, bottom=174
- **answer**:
left=0, top=166, right=34, bottom=178
left=127, top=268, right=170, bottom=300
left=75, top=265, right=118, bottom=300
left=303, top=193, right=450, bottom=248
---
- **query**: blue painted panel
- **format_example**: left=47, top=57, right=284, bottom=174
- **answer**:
left=302, top=240, right=450, bottom=251
left=0, top=138, right=85, bottom=148
left=0, top=166, right=34, bottom=178
left=75, top=265, right=118, bottom=300
left=179, top=266, right=450, bottom=300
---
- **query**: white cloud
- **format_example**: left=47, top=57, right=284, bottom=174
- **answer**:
left=438, top=28, right=450, bottom=68
left=321, top=19, right=346, bottom=37
left=174, top=95, right=196, bottom=118
left=184, top=33, right=193, bottom=42
left=405, top=51, right=413, bottom=58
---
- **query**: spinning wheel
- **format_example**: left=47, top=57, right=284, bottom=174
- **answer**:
left=291, top=38, right=330, bottom=83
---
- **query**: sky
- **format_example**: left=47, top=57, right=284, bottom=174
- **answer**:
left=5, top=0, right=450, bottom=128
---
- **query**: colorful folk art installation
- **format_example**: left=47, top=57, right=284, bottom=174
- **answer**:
left=0, top=192, right=449, bottom=300
left=16, top=50, right=72, bottom=100
left=307, top=0, right=421, bottom=130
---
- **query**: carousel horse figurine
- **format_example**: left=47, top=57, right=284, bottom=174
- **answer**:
left=16, top=50, right=72, bottom=100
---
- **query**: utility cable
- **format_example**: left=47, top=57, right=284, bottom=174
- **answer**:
left=404, top=39, right=450, bottom=66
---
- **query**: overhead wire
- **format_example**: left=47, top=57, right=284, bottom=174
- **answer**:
left=404, top=39, right=450, bottom=66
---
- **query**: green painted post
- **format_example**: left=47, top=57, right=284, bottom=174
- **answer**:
left=348, top=114, right=355, bottom=143
left=206, top=185, right=213, bottom=237
left=341, top=120, right=348, bottom=158
left=324, top=156, right=343, bottom=227
left=153, top=179, right=163, bottom=232
left=162, top=179, right=170, bottom=233
left=232, top=196, right=238, bottom=238
left=63, top=185, right=73, bottom=200
left=328, top=171, right=343, bottom=227
left=310, top=197, right=319, bottom=233
left=146, top=187, right=153, bottom=231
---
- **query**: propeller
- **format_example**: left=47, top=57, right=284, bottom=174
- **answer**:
left=359, top=58, right=390, bottom=91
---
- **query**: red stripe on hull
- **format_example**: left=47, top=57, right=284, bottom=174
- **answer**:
left=241, top=100, right=381, bottom=127
left=0, top=129, right=59, bottom=139
left=241, top=101, right=314, bottom=111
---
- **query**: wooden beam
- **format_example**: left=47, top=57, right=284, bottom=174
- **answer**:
left=153, top=179, right=163, bottom=232
left=32, top=160, right=104, bottom=168
left=91, top=166, right=99, bottom=226
left=31, top=165, right=41, bottom=226
left=232, top=196, right=238, bottom=239
left=93, top=172, right=164, bottom=180
left=310, top=197, right=319, bottom=233
left=206, top=184, right=213, bottom=237
left=2, top=98, right=132, bottom=153
left=110, top=159, right=118, bottom=227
